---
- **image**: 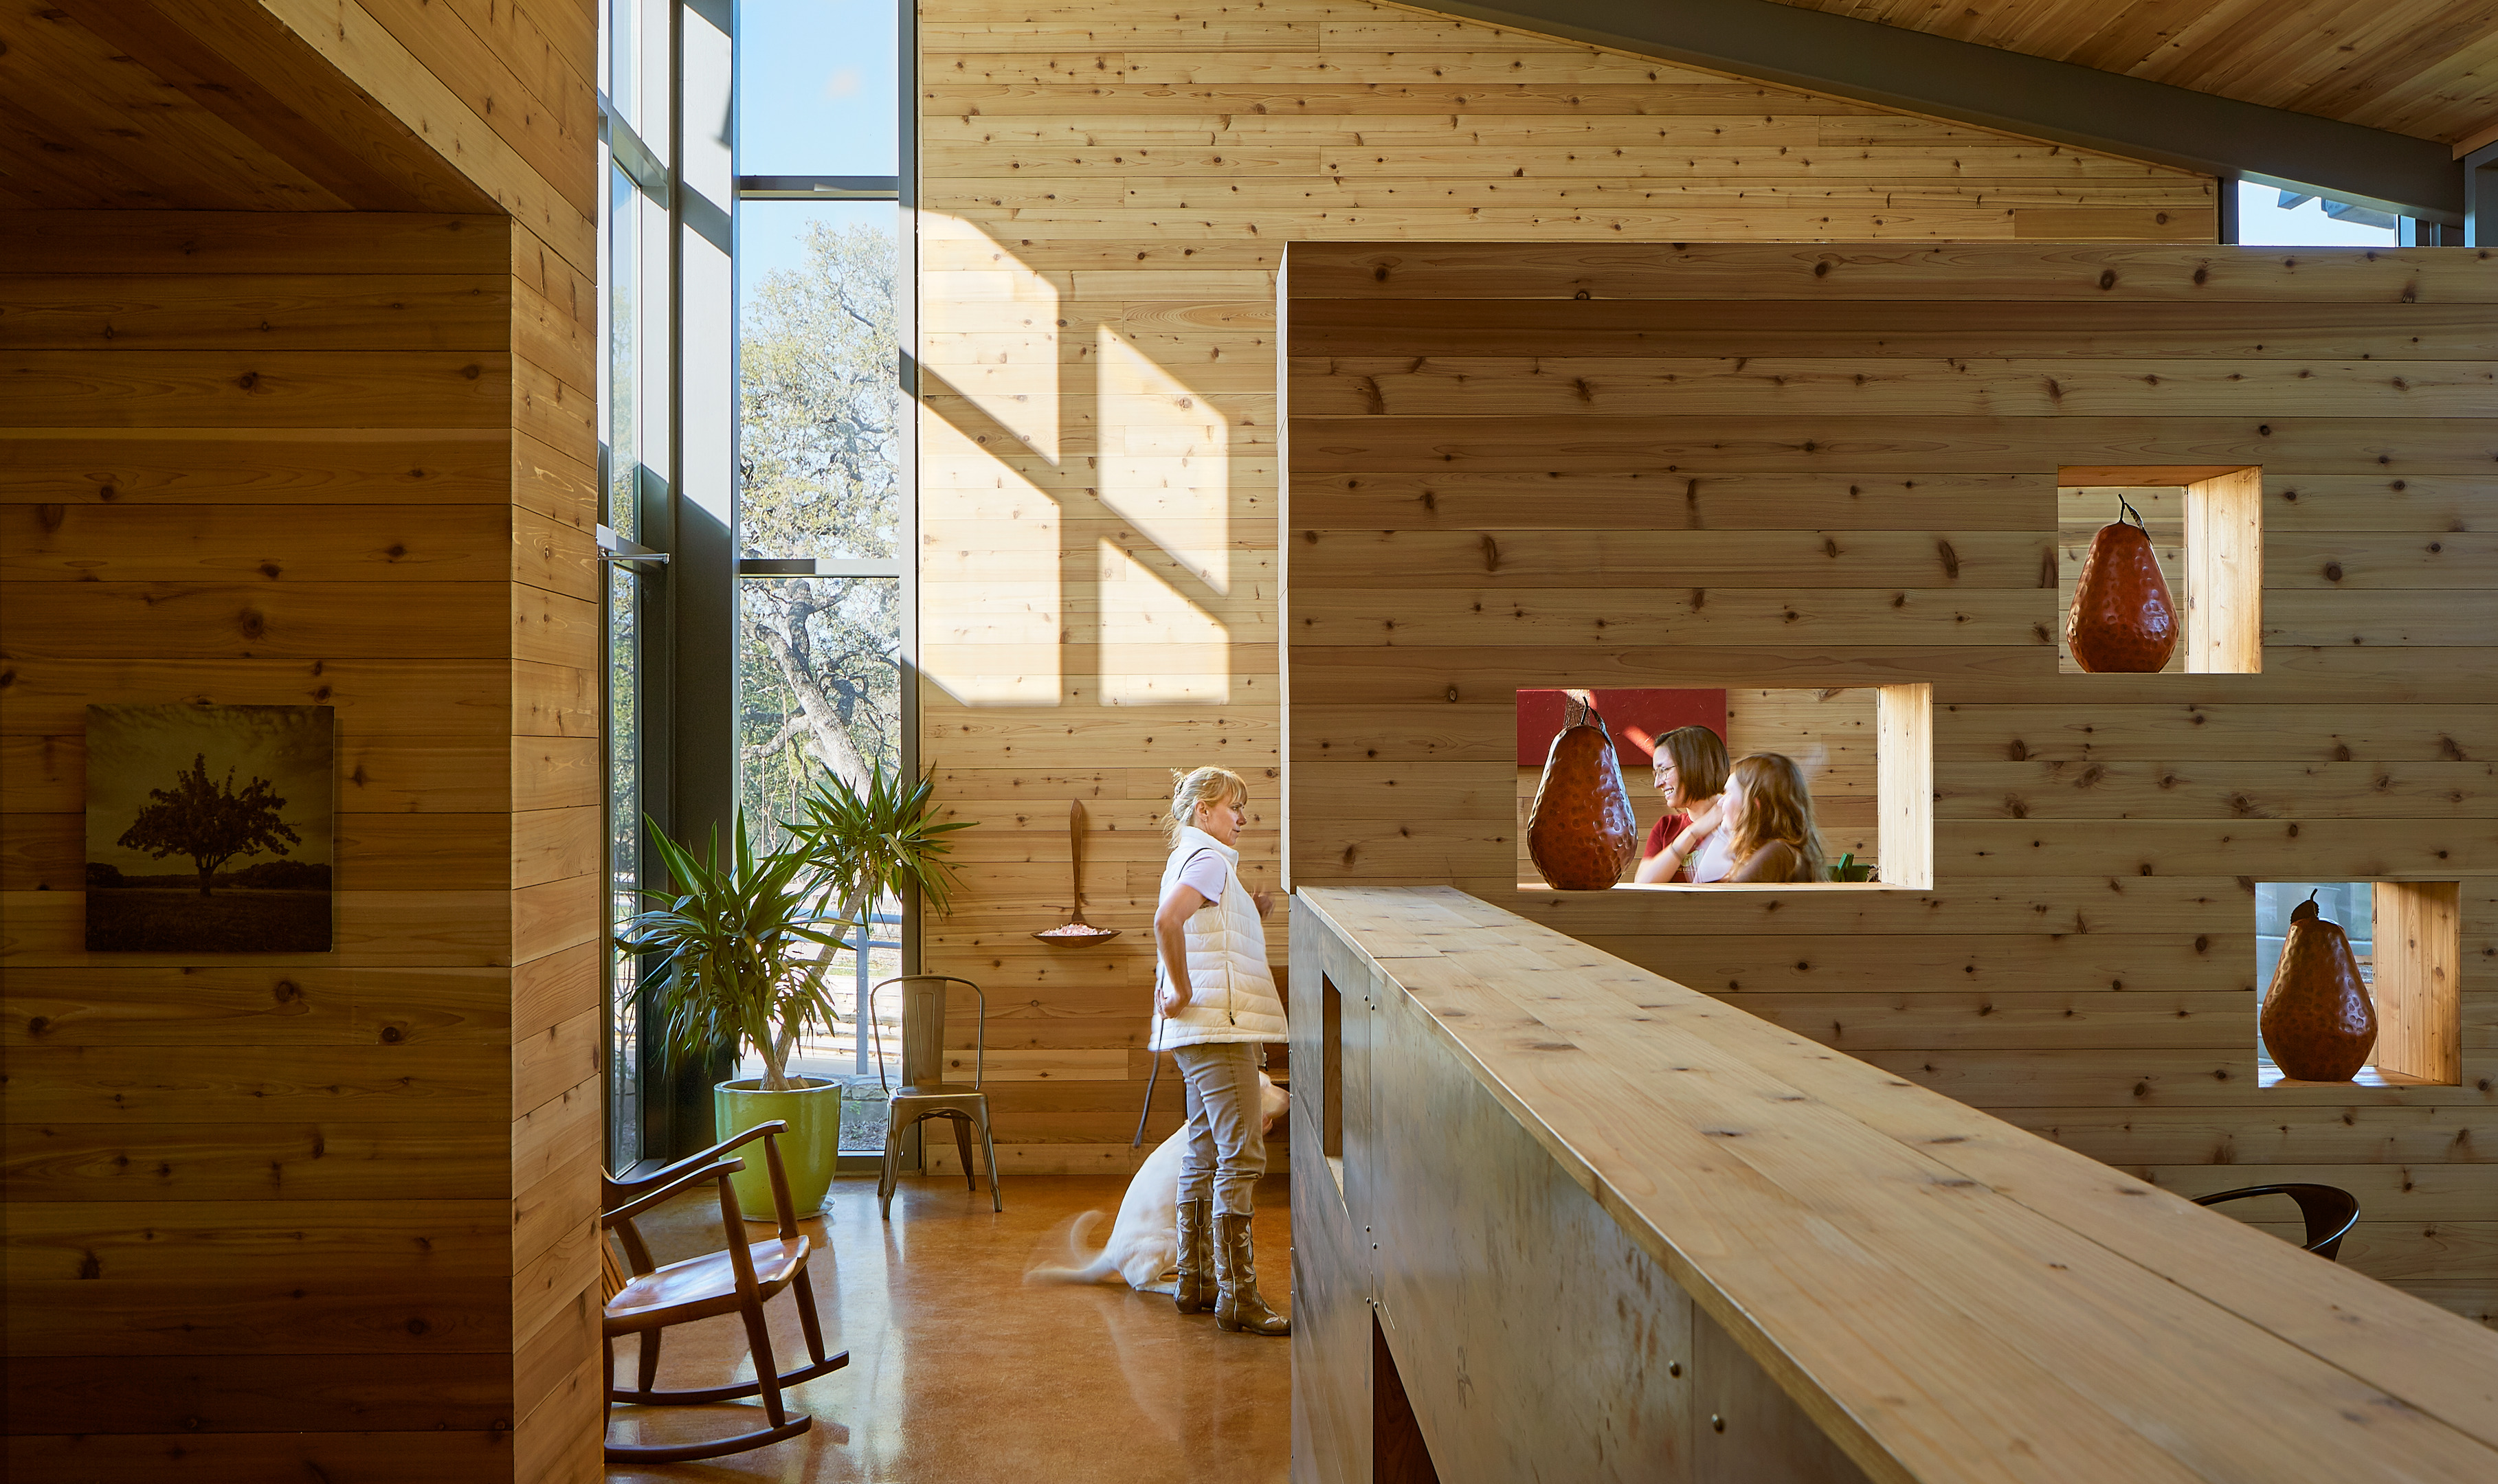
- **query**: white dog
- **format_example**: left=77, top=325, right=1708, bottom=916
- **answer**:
left=1027, top=1072, right=1288, bottom=1293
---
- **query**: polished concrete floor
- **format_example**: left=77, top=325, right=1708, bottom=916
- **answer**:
left=604, top=1171, right=1293, bottom=1483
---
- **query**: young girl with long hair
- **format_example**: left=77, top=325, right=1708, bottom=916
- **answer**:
left=1716, top=752, right=1829, bottom=884
left=1148, top=766, right=1291, bottom=1336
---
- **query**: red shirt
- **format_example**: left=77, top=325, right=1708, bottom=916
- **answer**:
left=1642, top=813, right=1690, bottom=881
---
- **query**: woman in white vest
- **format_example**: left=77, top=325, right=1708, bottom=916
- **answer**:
left=1150, top=766, right=1291, bottom=1336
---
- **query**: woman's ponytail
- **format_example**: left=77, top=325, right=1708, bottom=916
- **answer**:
left=1166, top=766, right=1249, bottom=844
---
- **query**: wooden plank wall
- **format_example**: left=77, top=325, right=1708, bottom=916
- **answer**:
left=0, top=2, right=603, bottom=1478
left=1283, top=240, right=2498, bottom=1320
left=915, top=0, right=2216, bottom=1169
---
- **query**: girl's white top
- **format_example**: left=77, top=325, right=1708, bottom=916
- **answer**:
left=1149, top=825, right=1289, bottom=1050
left=1688, top=819, right=1736, bottom=884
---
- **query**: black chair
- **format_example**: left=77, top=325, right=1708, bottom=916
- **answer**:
left=2191, top=1183, right=2359, bottom=1261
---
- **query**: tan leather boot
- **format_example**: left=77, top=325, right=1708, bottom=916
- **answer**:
left=1173, top=1199, right=1214, bottom=1314
left=1213, top=1211, right=1291, bottom=1336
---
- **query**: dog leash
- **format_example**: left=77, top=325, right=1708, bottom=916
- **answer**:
left=1132, top=1047, right=1162, bottom=1147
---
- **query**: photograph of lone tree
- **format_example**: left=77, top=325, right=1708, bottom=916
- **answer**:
left=85, top=704, right=335, bottom=953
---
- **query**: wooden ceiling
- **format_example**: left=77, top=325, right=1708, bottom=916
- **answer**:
left=1754, top=0, right=2498, bottom=147
left=0, top=1, right=489, bottom=212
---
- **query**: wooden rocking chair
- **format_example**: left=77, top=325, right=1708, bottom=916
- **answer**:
left=601, top=1121, right=849, bottom=1464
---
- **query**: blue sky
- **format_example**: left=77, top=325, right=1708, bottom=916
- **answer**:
left=2232, top=179, right=2398, bottom=247
left=736, top=0, right=900, bottom=308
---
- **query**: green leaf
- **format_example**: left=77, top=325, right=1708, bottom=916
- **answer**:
left=614, top=776, right=974, bottom=1083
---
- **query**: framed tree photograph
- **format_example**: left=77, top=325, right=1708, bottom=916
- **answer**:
left=85, top=704, right=336, bottom=953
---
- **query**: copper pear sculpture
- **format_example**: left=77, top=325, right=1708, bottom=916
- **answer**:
left=2066, top=519, right=2178, bottom=673
left=2259, top=897, right=2378, bottom=1082
left=1527, top=697, right=1638, bottom=890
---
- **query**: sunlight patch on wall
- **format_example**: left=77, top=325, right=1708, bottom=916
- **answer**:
left=917, top=419, right=1062, bottom=707
left=915, top=216, right=1064, bottom=706
left=919, top=215, right=1060, bottom=462
left=1098, top=537, right=1230, bottom=706
left=1097, top=326, right=1229, bottom=596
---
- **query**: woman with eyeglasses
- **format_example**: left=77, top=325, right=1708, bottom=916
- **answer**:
left=1633, top=725, right=1733, bottom=884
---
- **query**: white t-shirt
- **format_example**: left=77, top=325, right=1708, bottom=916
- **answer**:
left=1688, top=824, right=1735, bottom=884
left=1176, top=847, right=1227, bottom=905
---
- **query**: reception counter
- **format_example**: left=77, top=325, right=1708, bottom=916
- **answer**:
left=1287, top=886, right=2498, bottom=1484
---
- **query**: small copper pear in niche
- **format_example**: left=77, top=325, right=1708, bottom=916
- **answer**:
left=1527, top=693, right=1638, bottom=890
left=2260, top=895, right=2378, bottom=1082
left=2066, top=497, right=2178, bottom=673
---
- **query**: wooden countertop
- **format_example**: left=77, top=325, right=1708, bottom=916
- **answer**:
left=1296, top=885, right=2498, bottom=1484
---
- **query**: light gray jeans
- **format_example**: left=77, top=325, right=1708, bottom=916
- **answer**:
left=1174, top=1042, right=1264, bottom=1217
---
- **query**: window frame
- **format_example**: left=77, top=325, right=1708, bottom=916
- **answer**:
left=598, top=0, right=921, bottom=1164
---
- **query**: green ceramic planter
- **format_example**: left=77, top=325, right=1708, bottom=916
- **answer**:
left=713, top=1077, right=843, bottom=1217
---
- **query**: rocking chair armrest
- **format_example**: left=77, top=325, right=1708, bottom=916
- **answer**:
left=602, top=1121, right=794, bottom=1201
left=603, top=1157, right=745, bottom=1228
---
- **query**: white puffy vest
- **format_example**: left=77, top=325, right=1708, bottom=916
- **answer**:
left=1149, top=827, right=1289, bottom=1050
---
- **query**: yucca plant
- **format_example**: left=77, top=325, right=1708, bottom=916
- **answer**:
left=788, top=762, right=972, bottom=925
left=618, top=765, right=972, bottom=1093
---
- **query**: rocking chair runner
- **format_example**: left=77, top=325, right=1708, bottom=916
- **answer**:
left=601, top=1121, right=849, bottom=1465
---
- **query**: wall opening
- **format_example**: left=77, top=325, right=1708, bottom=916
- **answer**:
left=2057, top=466, right=2262, bottom=675
left=1515, top=685, right=1931, bottom=890
left=2255, top=880, right=2460, bottom=1088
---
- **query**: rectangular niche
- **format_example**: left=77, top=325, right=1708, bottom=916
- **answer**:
left=1515, top=685, right=1931, bottom=891
left=2255, top=880, right=2460, bottom=1088
left=2057, top=465, right=2262, bottom=675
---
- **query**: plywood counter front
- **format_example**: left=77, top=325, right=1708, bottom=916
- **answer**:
left=1288, top=886, right=2498, bottom=1484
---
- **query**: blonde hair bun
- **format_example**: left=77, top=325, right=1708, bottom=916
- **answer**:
left=1166, top=766, right=1249, bottom=844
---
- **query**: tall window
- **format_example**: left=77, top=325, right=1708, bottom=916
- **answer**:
left=598, top=0, right=914, bottom=1160
left=599, top=1, right=676, bottom=1169
left=732, top=0, right=912, bottom=1108
left=736, top=203, right=903, bottom=841
left=737, top=0, right=906, bottom=840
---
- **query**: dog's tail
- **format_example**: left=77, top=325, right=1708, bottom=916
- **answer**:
left=1022, top=1209, right=1120, bottom=1285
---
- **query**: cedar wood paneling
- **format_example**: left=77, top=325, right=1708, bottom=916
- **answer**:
left=1283, top=240, right=2497, bottom=1320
